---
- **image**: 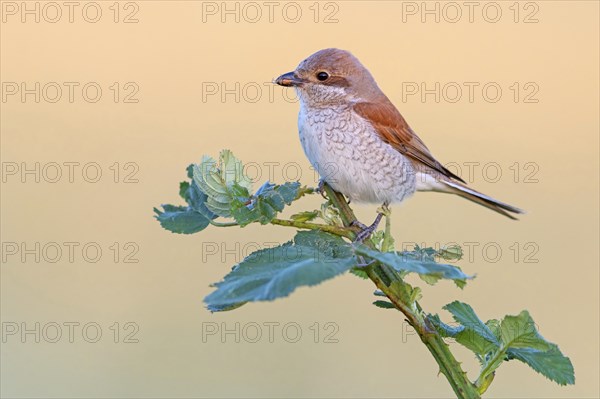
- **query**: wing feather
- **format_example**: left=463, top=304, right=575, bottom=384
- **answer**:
left=353, top=101, right=465, bottom=183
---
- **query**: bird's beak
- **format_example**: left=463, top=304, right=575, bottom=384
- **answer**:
left=274, top=71, right=305, bottom=87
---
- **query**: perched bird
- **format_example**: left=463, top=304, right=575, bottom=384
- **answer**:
left=274, top=48, right=523, bottom=239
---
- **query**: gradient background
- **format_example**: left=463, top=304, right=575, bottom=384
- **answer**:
left=1, top=1, right=598, bottom=397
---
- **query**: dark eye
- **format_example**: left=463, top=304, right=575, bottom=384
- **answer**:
left=316, top=72, right=329, bottom=81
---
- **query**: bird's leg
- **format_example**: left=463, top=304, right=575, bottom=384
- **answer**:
left=353, top=202, right=390, bottom=242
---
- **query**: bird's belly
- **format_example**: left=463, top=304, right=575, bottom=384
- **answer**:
left=298, top=110, right=417, bottom=204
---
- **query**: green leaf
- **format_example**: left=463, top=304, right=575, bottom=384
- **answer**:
left=220, top=149, right=252, bottom=190
left=194, top=156, right=225, bottom=196
left=373, top=300, right=396, bottom=309
left=153, top=205, right=212, bottom=234
left=508, top=345, right=574, bottom=385
left=350, top=267, right=369, bottom=279
left=192, top=151, right=300, bottom=226
left=204, top=231, right=357, bottom=309
left=156, top=165, right=217, bottom=234
left=453, top=277, right=467, bottom=289
left=206, top=301, right=248, bottom=313
left=500, top=310, right=552, bottom=351
left=444, top=301, right=499, bottom=346
left=385, top=280, right=422, bottom=308
left=192, top=151, right=253, bottom=218
left=179, top=181, right=190, bottom=200
left=437, top=244, right=463, bottom=261
left=439, top=302, right=575, bottom=388
left=419, top=273, right=442, bottom=286
left=231, top=182, right=301, bottom=226
left=291, top=210, right=319, bottom=223
left=355, top=246, right=473, bottom=283
left=369, top=230, right=395, bottom=252
left=428, top=314, right=465, bottom=338
left=455, top=330, right=499, bottom=361
left=186, top=180, right=217, bottom=220
left=318, top=201, right=344, bottom=227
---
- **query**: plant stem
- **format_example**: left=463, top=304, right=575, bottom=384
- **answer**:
left=270, top=218, right=356, bottom=240
left=322, top=183, right=480, bottom=399
left=381, top=207, right=393, bottom=252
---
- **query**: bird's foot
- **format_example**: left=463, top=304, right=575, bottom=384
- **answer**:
left=316, top=180, right=352, bottom=204
left=352, top=213, right=384, bottom=243
left=352, top=203, right=391, bottom=243
left=377, top=204, right=392, bottom=218
left=350, top=220, right=368, bottom=230
left=316, top=179, right=328, bottom=200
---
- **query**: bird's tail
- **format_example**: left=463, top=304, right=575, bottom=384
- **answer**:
left=417, top=174, right=524, bottom=220
left=442, top=180, right=524, bottom=220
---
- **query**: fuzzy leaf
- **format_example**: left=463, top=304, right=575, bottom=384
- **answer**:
left=438, top=302, right=575, bottom=387
left=428, top=314, right=465, bottom=338
left=204, top=231, right=357, bottom=309
left=444, top=301, right=500, bottom=345
left=291, top=210, right=319, bottom=223
left=355, top=246, right=473, bottom=283
left=437, top=244, right=463, bottom=261
left=231, top=182, right=301, bottom=226
left=507, top=345, right=574, bottom=385
left=153, top=205, right=212, bottom=234
left=179, top=181, right=190, bottom=200
left=192, top=151, right=253, bottom=218
left=500, top=310, right=552, bottom=351
left=373, top=300, right=396, bottom=309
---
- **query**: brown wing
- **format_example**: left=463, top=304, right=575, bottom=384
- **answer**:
left=353, top=101, right=465, bottom=183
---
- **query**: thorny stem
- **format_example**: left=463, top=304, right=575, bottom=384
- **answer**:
left=270, top=218, right=357, bottom=240
left=253, top=183, right=480, bottom=397
left=320, top=183, right=481, bottom=399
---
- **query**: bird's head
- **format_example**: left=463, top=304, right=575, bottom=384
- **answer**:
left=275, top=48, right=383, bottom=107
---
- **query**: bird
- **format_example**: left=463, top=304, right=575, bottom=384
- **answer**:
left=274, top=48, right=523, bottom=240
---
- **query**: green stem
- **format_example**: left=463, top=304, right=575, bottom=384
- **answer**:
left=322, top=183, right=480, bottom=399
left=381, top=208, right=393, bottom=253
left=270, top=218, right=356, bottom=240
left=475, top=348, right=505, bottom=394
left=476, top=371, right=496, bottom=395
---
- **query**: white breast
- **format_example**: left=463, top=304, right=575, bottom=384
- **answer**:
left=298, top=103, right=417, bottom=204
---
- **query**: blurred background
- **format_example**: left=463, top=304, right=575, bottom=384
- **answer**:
left=1, top=1, right=598, bottom=397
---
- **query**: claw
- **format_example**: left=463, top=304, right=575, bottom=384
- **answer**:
left=377, top=204, right=391, bottom=217
left=352, top=202, right=390, bottom=243
left=316, top=179, right=328, bottom=200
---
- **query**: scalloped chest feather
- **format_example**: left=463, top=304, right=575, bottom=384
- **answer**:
left=298, top=102, right=417, bottom=204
